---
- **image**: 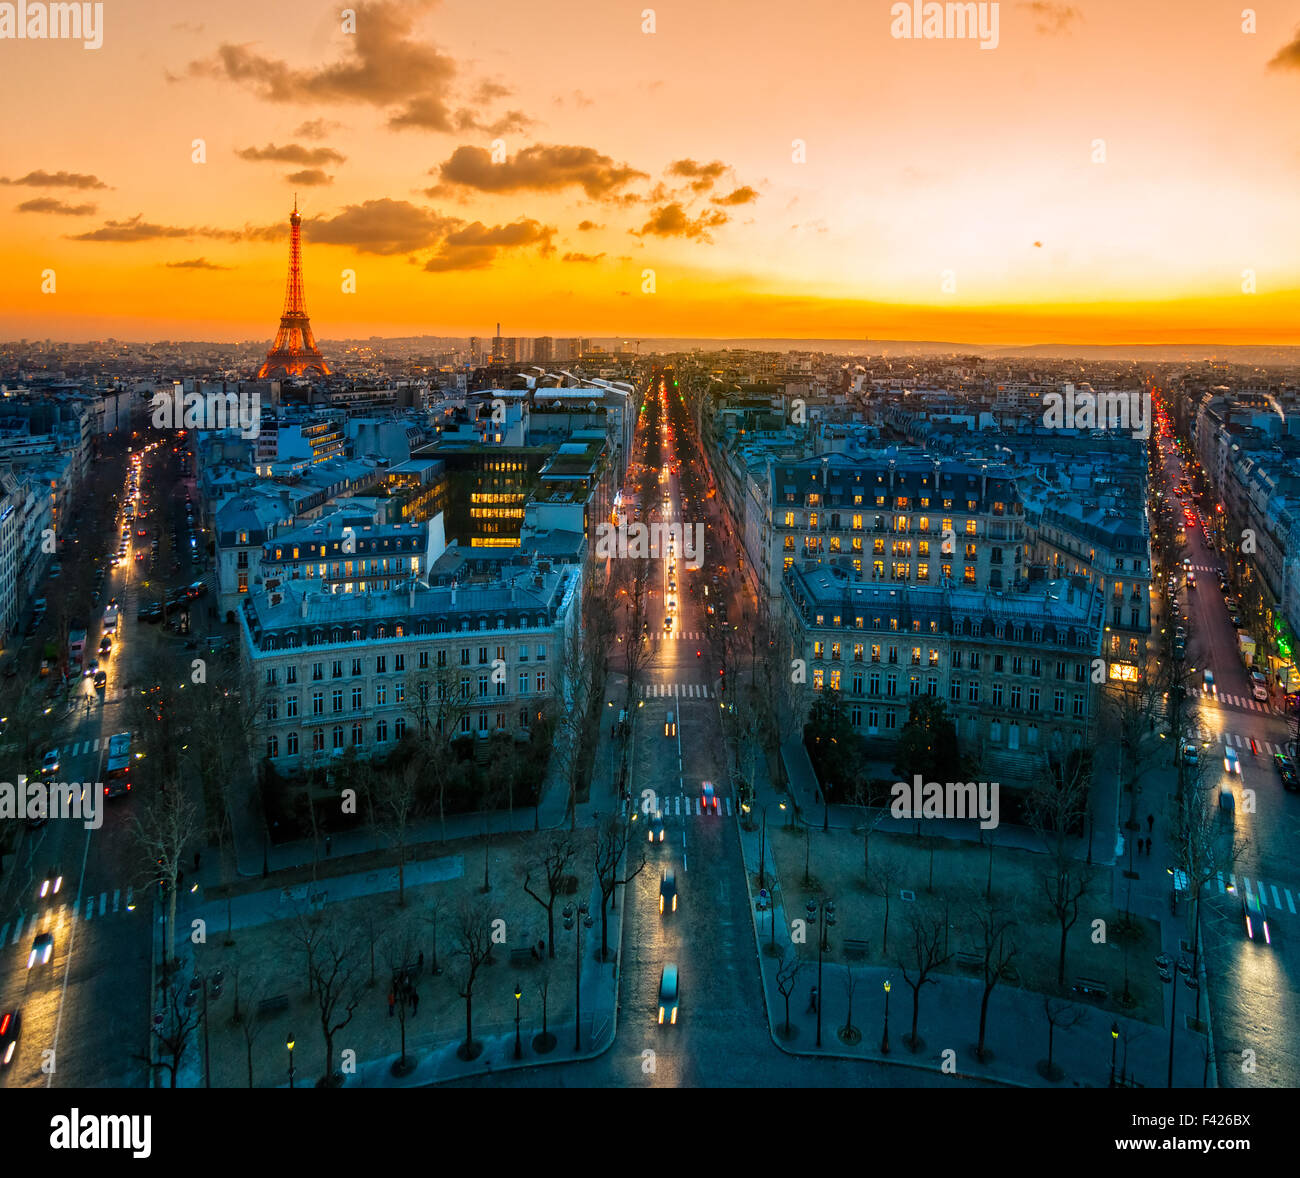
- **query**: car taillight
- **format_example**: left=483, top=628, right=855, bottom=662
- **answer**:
left=1246, top=916, right=1253, bottom=939
left=0, top=1014, right=9, bottom=1035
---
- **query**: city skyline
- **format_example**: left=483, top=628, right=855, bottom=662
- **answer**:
left=4, top=1, right=1300, bottom=345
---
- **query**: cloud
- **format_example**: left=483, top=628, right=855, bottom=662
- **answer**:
left=667, top=158, right=728, bottom=193
left=293, top=118, right=342, bottom=139
left=577, top=220, right=603, bottom=231
left=423, top=217, right=555, bottom=271
left=472, top=80, right=513, bottom=103
left=0, top=170, right=108, bottom=189
left=70, top=215, right=241, bottom=243
left=256, top=198, right=459, bottom=255
left=711, top=185, right=758, bottom=207
left=164, top=257, right=232, bottom=270
left=16, top=197, right=97, bottom=215
left=634, top=202, right=728, bottom=242
left=185, top=1, right=520, bottom=134
left=1017, top=2, right=1082, bottom=34
left=237, top=143, right=346, bottom=165
left=287, top=169, right=333, bottom=186
left=1269, top=29, right=1300, bottom=70
left=430, top=143, right=647, bottom=201
left=561, top=251, right=605, bottom=263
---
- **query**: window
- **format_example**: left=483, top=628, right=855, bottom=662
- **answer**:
left=395, top=654, right=405, bottom=672
left=461, top=648, right=470, bottom=666
left=331, top=660, right=343, bottom=679
left=1074, top=663, right=1087, bottom=683
left=394, top=717, right=406, bottom=740
left=831, top=643, right=842, bottom=661
left=1030, top=657, right=1041, bottom=677
left=312, top=662, right=323, bottom=681
left=266, top=668, right=278, bottom=686
left=312, top=691, right=324, bottom=716
left=351, top=658, right=362, bottom=676
left=1010, top=685, right=1022, bottom=709
left=537, top=645, right=547, bottom=662
left=351, top=687, right=363, bottom=711
left=884, top=710, right=897, bottom=731
left=829, top=669, right=842, bottom=691
left=888, top=646, right=898, bottom=664
left=352, top=722, right=363, bottom=746
left=478, top=674, right=489, bottom=698
left=419, top=650, right=430, bottom=669
left=969, top=652, right=981, bottom=671
left=1053, top=690, right=1065, bottom=714
left=286, top=696, right=299, bottom=719
left=951, top=680, right=961, bottom=702
left=886, top=675, right=897, bottom=697
left=331, top=689, right=343, bottom=713
left=1073, top=693, right=1085, bottom=717
left=287, top=732, right=298, bottom=756
left=267, top=700, right=279, bottom=721
left=376, top=683, right=387, bottom=707
left=267, top=735, right=279, bottom=758
left=992, top=682, right=1003, bottom=706
left=312, top=730, right=325, bottom=752
left=376, top=719, right=389, bottom=742
left=286, top=665, right=297, bottom=684
left=1029, top=687, right=1040, bottom=712
left=332, top=725, right=344, bottom=749
left=967, top=681, right=980, bottom=703
left=537, top=671, right=547, bottom=692
left=376, top=655, right=387, bottom=674
left=813, top=669, right=825, bottom=690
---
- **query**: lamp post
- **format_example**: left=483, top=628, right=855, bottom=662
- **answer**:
left=808, top=896, right=834, bottom=1047
left=881, top=980, right=891, bottom=1054
left=1109, top=1022, right=1119, bottom=1087
left=514, top=985, right=523, bottom=1060
left=758, top=801, right=785, bottom=892
left=1164, top=956, right=1189, bottom=1088
left=287, top=1033, right=295, bottom=1089
left=563, top=899, right=591, bottom=1052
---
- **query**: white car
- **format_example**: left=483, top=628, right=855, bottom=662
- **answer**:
left=1181, top=742, right=1199, bottom=766
left=1224, top=747, right=1240, bottom=775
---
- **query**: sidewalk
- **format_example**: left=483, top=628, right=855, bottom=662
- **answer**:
left=738, top=737, right=1215, bottom=1087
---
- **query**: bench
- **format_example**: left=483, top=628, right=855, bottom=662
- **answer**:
left=954, top=951, right=983, bottom=972
left=257, top=994, right=289, bottom=1018
left=842, top=938, right=870, bottom=958
left=1071, top=976, right=1109, bottom=1003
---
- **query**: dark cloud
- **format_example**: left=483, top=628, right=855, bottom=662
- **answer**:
left=185, top=1, right=520, bottom=134
left=667, top=158, right=728, bottom=192
left=16, top=197, right=97, bottom=215
left=70, top=215, right=241, bottom=243
left=0, top=170, right=108, bottom=189
left=1017, top=2, right=1082, bottom=34
left=711, top=186, right=758, bottom=207
left=287, top=169, right=333, bottom=186
left=634, top=202, right=728, bottom=242
left=259, top=198, right=460, bottom=255
left=561, top=251, right=605, bottom=263
left=1269, top=30, right=1300, bottom=70
left=577, top=220, right=603, bottom=231
left=430, top=144, right=647, bottom=201
left=423, top=217, right=555, bottom=271
left=237, top=143, right=346, bottom=165
left=164, top=257, right=232, bottom=270
left=294, top=119, right=341, bottom=139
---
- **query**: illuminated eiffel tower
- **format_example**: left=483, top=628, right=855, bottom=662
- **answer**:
left=257, top=196, right=330, bottom=379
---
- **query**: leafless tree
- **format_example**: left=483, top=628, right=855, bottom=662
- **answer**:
left=308, top=920, right=365, bottom=1086
left=898, top=910, right=952, bottom=1052
left=450, top=898, right=496, bottom=1060
left=969, top=897, right=1018, bottom=1061
left=871, top=856, right=903, bottom=958
left=130, top=772, right=202, bottom=974
left=371, top=754, right=420, bottom=906
left=523, top=833, right=578, bottom=959
left=1026, top=758, right=1096, bottom=985
left=383, top=923, right=421, bottom=1075
left=593, top=813, right=647, bottom=961
left=404, top=660, right=471, bottom=841
left=1040, top=996, right=1089, bottom=1082
left=143, top=975, right=202, bottom=1089
left=776, top=951, right=805, bottom=1037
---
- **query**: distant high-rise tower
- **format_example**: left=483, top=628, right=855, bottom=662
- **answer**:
left=258, top=197, right=330, bottom=380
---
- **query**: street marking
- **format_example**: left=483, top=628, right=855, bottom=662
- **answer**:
left=84, top=896, right=94, bottom=920
left=1271, top=885, right=1282, bottom=909
left=1287, top=890, right=1297, bottom=915
left=1216, top=871, right=1225, bottom=894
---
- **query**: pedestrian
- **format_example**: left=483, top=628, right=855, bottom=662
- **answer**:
left=1146, top=837, right=1153, bottom=856
left=410, top=990, right=419, bottom=1017
left=1147, top=813, right=1154, bottom=834
left=387, top=991, right=395, bottom=1018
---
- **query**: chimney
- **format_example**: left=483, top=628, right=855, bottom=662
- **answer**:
left=299, top=591, right=309, bottom=619
left=408, top=579, right=416, bottom=610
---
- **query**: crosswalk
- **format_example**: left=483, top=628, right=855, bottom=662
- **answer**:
left=654, top=630, right=708, bottom=642
left=1218, top=731, right=1293, bottom=757
left=1188, top=688, right=1278, bottom=714
left=1212, top=872, right=1299, bottom=916
left=639, top=682, right=717, bottom=699
left=621, top=794, right=735, bottom=818
left=2, top=887, right=136, bottom=945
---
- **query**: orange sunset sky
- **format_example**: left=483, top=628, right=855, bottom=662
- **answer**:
left=3, top=0, right=1300, bottom=346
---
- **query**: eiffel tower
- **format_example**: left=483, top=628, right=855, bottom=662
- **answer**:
left=257, top=196, right=330, bottom=379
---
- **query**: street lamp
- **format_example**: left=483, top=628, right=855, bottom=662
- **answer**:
left=514, top=985, right=523, bottom=1060
left=807, top=896, right=835, bottom=1047
left=1109, top=1022, right=1119, bottom=1087
left=881, top=980, right=891, bottom=1054
left=758, top=801, right=785, bottom=891
left=562, top=899, right=591, bottom=1052
left=287, top=1033, right=295, bottom=1089
left=1163, top=956, right=1189, bottom=1088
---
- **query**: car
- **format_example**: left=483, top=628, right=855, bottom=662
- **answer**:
left=1203, top=669, right=1215, bottom=695
left=664, top=709, right=676, bottom=737
left=701, top=781, right=718, bottom=813
left=1187, top=572, right=1196, bottom=589
left=27, top=932, right=53, bottom=969
left=1251, top=671, right=1269, bottom=701
left=649, top=810, right=665, bottom=844
left=42, top=748, right=60, bottom=774
left=1181, top=742, right=1199, bottom=766
left=137, top=528, right=147, bottom=538
left=137, top=603, right=163, bottom=623
left=83, top=660, right=99, bottom=679
left=187, top=581, right=207, bottom=598
left=1224, top=747, right=1240, bottom=774
left=93, top=670, right=107, bottom=690
left=659, top=869, right=678, bottom=914
left=658, top=964, right=679, bottom=1025
left=0, top=1009, right=20, bottom=1067
left=1244, top=892, right=1271, bottom=945
left=39, top=864, right=62, bottom=899
left=99, top=636, right=111, bottom=654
